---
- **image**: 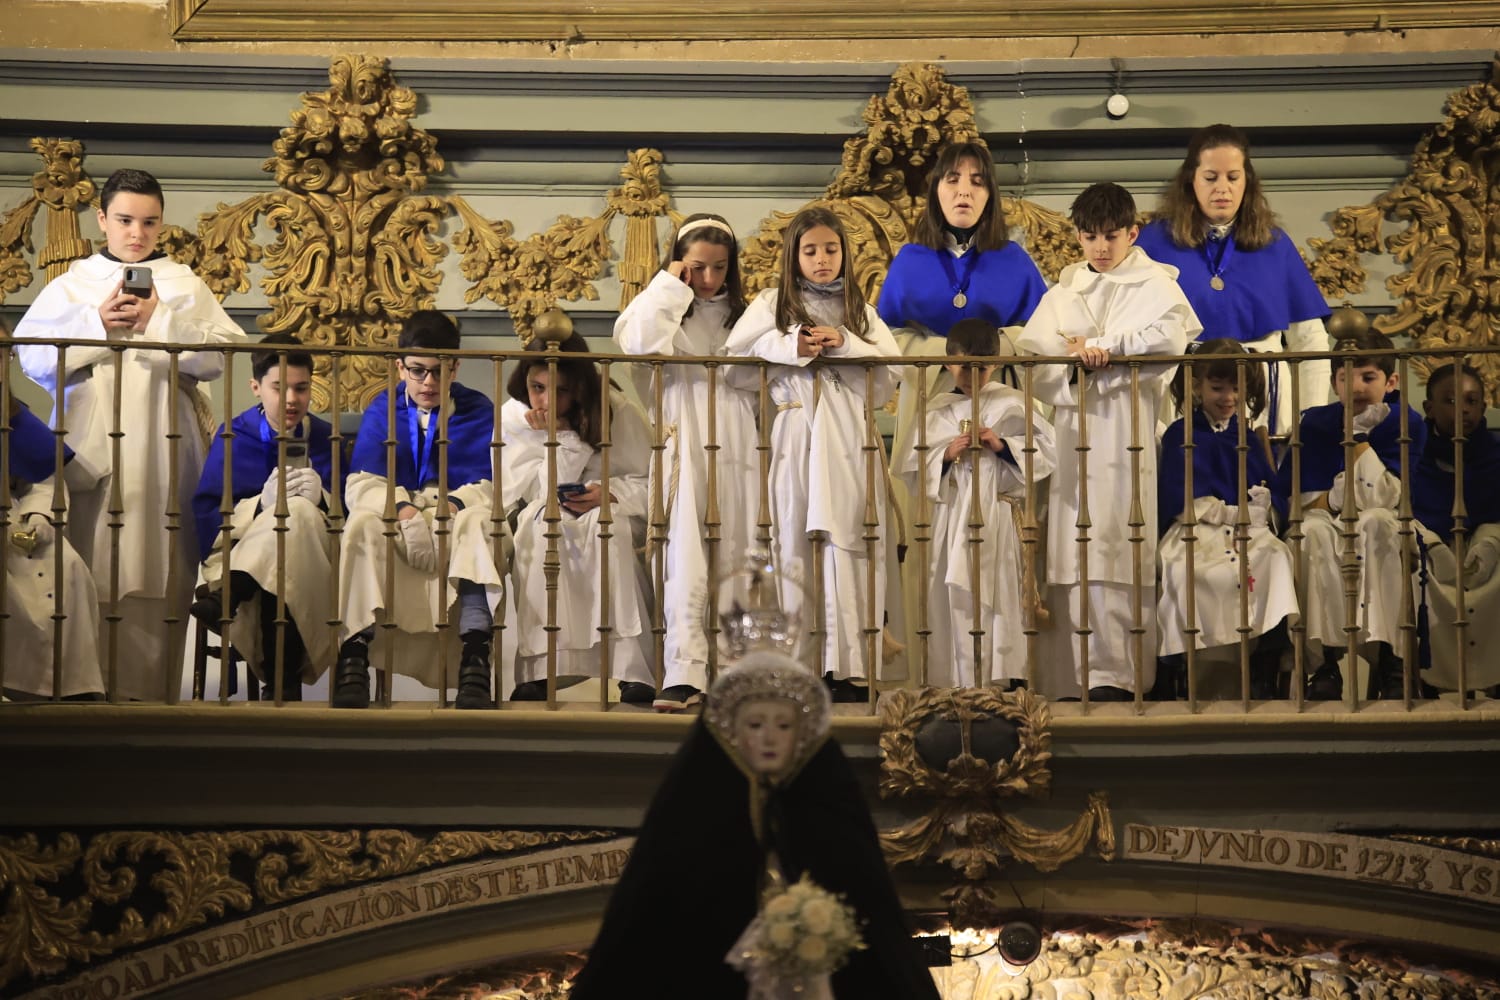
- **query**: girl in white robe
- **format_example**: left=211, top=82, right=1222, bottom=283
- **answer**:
left=725, top=206, right=903, bottom=693
left=613, top=214, right=760, bottom=710
left=502, top=339, right=655, bottom=697
left=1015, top=184, right=1200, bottom=700
left=14, top=206, right=245, bottom=701
left=904, top=320, right=1056, bottom=688
left=1155, top=340, right=1297, bottom=700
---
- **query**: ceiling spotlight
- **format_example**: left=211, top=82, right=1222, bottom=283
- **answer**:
left=1106, top=92, right=1130, bottom=119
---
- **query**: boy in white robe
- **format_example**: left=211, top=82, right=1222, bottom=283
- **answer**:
left=13, top=168, right=246, bottom=701
left=190, top=334, right=341, bottom=701
left=2, top=393, right=103, bottom=700
left=1277, top=327, right=1423, bottom=701
left=904, top=319, right=1056, bottom=687
left=333, top=311, right=508, bottom=709
left=1016, top=182, right=1200, bottom=701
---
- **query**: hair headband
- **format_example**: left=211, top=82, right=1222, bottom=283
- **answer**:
left=676, top=218, right=736, bottom=241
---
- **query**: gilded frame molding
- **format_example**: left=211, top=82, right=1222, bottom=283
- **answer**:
left=168, top=0, right=1500, bottom=43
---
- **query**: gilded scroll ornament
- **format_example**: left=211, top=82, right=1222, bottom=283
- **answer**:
left=0, top=138, right=98, bottom=301
left=0, top=827, right=612, bottom=995
left=878, top=687, right=1115, bottom=930
left=1307, top=57, right=1500, bottom=403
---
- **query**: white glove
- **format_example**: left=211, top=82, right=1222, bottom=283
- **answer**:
left=21, top=514, right=54, bottom=558
left=259, top=468, right=288, bottom=509
left=1425, top=541, right=1456, bottom=585
left=1247, top=485, right=1272, bottom=528
left=1352, top=402, right=1390, bottom=436
left=1463, top=538, right=1500, bottom=586
left=287, top=466, right=323, bottom=503
left=397, top=515, right=437, bottom=573
left=1193, top=497, right=1235, bottom=526
left=1325, top=472, right=1347, bottom=514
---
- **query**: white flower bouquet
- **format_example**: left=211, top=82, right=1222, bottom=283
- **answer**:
left=727, top=874, right=865, bottom=998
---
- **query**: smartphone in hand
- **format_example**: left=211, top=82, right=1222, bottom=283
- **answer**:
left=121, top=265, right=153, bottom=298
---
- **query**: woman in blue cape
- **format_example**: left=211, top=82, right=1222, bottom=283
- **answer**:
left=1136, top=124, right=1330, bottom=436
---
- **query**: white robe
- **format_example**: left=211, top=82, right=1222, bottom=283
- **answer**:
left=1300, top=447, right=1410, bottom=653
left=14, top=253, right=245, bottom=701
left=340, top=472, right=508, bottom=691
left=2, top=476, right=103, bottom=698
left=1015, top=248, right=1200, bottom=694
left=501, top=395, right=654, bottom=685
left=1156, top=499, right=1298, bottom=656
left=613, top=271, right=761, bottom=690
left=200, top=493, right=337, bottom=683
left=1415, top=523, right=1500, bottom=690
left=902, top=382, right=1056, bottom=687
left=725, top=288, right=903, bottom=681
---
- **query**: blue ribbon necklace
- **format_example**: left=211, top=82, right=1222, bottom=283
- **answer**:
left=938, top=246, right=981, bottom=309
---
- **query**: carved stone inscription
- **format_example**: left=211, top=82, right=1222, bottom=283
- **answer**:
left=21, top=838, right=635, bottom=1000
left=1125, top=824, right=1500, bottom=905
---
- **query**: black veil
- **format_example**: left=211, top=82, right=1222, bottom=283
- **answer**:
left=570, top=716, right=941, bottom=1000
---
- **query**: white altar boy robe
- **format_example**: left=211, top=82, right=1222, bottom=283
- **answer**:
left=614, top=271, right=760, bottom=691
left=14, top=254, right=245, bottom=701
left=908, top=382, right=1056, bottom=687
left=501, top=395, right=654, bottom=685
left=3, top=475, right=103, bottom=698
left=1015, top=248, right=1199, bottom=696
left=725, top=288, right=904, bottom=682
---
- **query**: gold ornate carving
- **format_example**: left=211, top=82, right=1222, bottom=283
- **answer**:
left=1388, top=833, right=1500, bottom=860
left=0, top=138, right=97, bottom=301
left=183, top=55, right=663, bottom=406
left=0, top=827, right=613, bottom=995
left=741, top=63, right=1079, bottom=304
left=1308, top=56, right=1500, bottom=402
left=608, top=148, right=677, bottom=311
left=878, top=687, right=1115, bottom=930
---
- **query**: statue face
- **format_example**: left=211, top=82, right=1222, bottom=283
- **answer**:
left=732, top=698, right=799, bottom=775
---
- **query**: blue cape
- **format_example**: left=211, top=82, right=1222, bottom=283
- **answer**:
left=349, top=382, right=495, bottom=495
left=1412, top=423, right=1500, bottom=542
left=192, top=407, right=340, bottom=561
left=5, top=404, right=74, bottom=485
left=876, top=242, right=1045, bottom=337
left=1159, top=408, right=1286, bottom=533
left=1135, top=219, right=1329, bottom=343
left=1276, top=391, right=1425, bottom=496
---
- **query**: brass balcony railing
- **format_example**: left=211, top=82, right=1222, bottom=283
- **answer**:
left=1, top=336, right=1494, bottom=716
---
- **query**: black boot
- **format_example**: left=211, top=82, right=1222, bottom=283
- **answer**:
left=258, top=590, right=304, bottom=702
left=455, top=635, right=494, bottom=710
left=332, top=639, right=371, bottom=709
left=1306, top=649, right=1343, bottom=701
left=1148, top=657, right=1181, bottom=701
left=190, top=571, right=260, bottom=635
left=1369, top=643, right=1410, bottom=701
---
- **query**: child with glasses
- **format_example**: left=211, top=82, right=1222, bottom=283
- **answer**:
left=333, top=311, right=508, bottom=709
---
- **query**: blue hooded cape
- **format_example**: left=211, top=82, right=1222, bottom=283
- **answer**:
left=1159, top=408, right=1287, bottom=534
left=876, top=242, right=1045, bottom=337
left=192, top=406, right=340, bottom=561
left=348, top=382, right=495, bottom=495
left=1412, top=422, right=1500, bottom=543
left=1276, top=391, right=1426, bottom=497
left=5, top=403, right=74, bottom=485
left=1135, top=219, right=1329, bottom=343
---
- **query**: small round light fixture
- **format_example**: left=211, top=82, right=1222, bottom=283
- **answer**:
left=1105, top=92, right=1130, bottom=119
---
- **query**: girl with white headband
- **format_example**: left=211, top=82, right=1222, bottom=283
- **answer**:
left=614, top=213, right=760, bottom=711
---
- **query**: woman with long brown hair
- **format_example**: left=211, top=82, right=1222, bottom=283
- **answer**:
left=1136, top=124, right=1331, bottom=435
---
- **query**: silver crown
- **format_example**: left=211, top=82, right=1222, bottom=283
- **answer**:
left=718, top=548, right=800, bottom=660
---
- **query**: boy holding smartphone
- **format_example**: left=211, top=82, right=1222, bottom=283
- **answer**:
left=13, top=167, right=246, bottom=701
left=190, top=334, right=341, bottom=701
